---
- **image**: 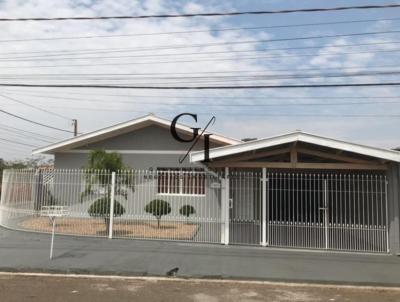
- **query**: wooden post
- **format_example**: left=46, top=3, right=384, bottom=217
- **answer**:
left=72, top=119, right=78, bottom=137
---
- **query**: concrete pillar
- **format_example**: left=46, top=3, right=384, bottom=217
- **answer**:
left=387, top=163, right=400, bottom=255
left=221, top=167, right=230, bottom=245
left=261, top=168, right=267, bottom=246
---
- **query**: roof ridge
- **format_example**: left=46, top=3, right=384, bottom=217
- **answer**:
left=33, top=114, right=240, bottom=155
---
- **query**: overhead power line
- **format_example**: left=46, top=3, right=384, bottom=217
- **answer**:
left=0, top=64, right=396, bottom=78
left=34, top=107, right=400, bottom=118
left=0, top=82, right=399, bottom=89
left=2, top=70, right=399, bottom=84
left=4, top=89, right=400, bottom=100
left=2, top=40, right=398, bottom=62
left=0, top=127, right=55, bottom=143
left=0, top=137, right=38, bottom=148
left=1, top=16, right=399, bottom=43
left=2, top=45, right=399, bottom=69
left=0, top=109, right=74, bottom=133
left=2, top=42, right=399, bottom=63
left=0, top=94, right=71, bottom=120
left=0, top=122, right=58, bottom=140
left=0, top=4, right=399, bottom=21
left=39, top=99, right=399, bottom=109
left=0, top=29, right=397, bottom=60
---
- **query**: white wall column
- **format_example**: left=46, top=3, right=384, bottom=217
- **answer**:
left=221, top=167, right=230, bottom=245
left=108, top=171, right=116, bottom=239
left=220, top=176, right=226, bottom=244
left=261, top=167, right=267, bottom=246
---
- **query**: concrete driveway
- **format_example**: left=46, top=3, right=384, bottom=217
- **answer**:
left=0, top=227, right=400, bottom=285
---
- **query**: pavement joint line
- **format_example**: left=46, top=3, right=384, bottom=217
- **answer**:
left=0, top=271, right=400, bottom=291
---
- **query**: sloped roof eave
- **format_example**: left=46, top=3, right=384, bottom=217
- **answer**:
left=32, top=114, right=241, bottom=155
left=190, top=132, right=400, bottom=163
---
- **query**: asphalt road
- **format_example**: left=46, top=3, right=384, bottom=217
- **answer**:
left=1, top=227, right=400, bottom=285
left=0, top=274, right=400, bottom=302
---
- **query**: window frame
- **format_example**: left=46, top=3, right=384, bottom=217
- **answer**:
left=156, top=168, right=206, bottom=197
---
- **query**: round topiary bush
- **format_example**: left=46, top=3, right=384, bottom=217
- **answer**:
left=144, top=199, right=171, bottom=228
left=88, top=197, right=125, bottom=233
left=179, top=205, right=196, bottom=223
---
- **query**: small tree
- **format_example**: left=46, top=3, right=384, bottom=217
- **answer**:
left=145, top=199, right=171, bottom=228
left=83, top=150, right=132, bottom=232
left=179, top=205, right=196, bottom=223
left=88, top=197, right=125, bottom=233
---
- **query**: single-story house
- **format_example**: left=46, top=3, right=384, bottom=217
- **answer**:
left=33, top=113, right=241, bottom=169
left=3, top=114, right=400, bottom=254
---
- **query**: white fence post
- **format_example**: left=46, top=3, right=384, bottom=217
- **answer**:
left=108, top=171, right=116, bottom=239
left=261, top=168, right=267, bottom=247
left=0, top=169, right=6, bottom=225
left=324, top=179, right=329, bottom=250
left=221, top=176, right=228, bottom=244
left=223, top=167, right=230, bottom=245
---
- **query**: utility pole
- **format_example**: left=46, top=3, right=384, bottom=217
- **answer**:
left=72, top=119, right=78, bottom=136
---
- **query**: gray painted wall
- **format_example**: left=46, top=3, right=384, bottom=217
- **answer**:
left=54, top=125, right=224, bottom=169
left=51, top=125, right=224, bottom=222
left=55, top=152, right=201, bottom=170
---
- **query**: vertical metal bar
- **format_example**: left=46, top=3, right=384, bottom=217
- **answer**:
left=385, top=178, right=389, bottom=253
left=50, top=217, right=56, bottom=259
left=352, top=174, right=356, bottom=252
left=291, top=172, right=295, bottom=248
left=300, top=173, right=303, bottom=248
left=261, top=167, right=267, bottom=246
left=324, top=178, right=329, bottom=249
left=357, top=174, right=360, bottom=251
left=221, top=173, right=226, bottom=244
left=108, top=171, right=116, bottom=239
left=224, top=167, right=230, bottom=245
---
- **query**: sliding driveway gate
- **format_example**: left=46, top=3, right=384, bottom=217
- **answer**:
left=229, top=170, right=389, bottom=253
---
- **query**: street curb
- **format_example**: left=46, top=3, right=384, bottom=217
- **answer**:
left=1, top=269, right=400, bottom=289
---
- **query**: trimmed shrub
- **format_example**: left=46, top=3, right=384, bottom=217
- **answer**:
left=144, top=199, right=171, bottom=228
left=88, top=197, right=125, bottom=232
left=179, top=205, right=196, bottom=223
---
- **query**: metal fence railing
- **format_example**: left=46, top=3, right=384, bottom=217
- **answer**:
left=228, top=170, right=389, bottom=253
left=0, top=168, right=389, bottom=253
left=0, top=169, right=222, bottom=244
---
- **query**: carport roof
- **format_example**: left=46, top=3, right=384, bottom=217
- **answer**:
left=32, top=114, right=241, bottom=155
left=190, top=131, right=400, bottom=163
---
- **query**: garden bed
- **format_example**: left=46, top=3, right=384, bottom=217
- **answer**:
left=19, top=216, right=199, bottom=240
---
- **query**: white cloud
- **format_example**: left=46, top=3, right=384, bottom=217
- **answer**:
left=0, top=0, right=398, bottom=159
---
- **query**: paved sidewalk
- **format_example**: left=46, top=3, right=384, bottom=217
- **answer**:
left=1, top=274, right=400, bottom=302
left=1, top=227, right=400, bottom=285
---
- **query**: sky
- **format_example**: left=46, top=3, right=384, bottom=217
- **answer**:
left=0, top=0, right=399, bottom=160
